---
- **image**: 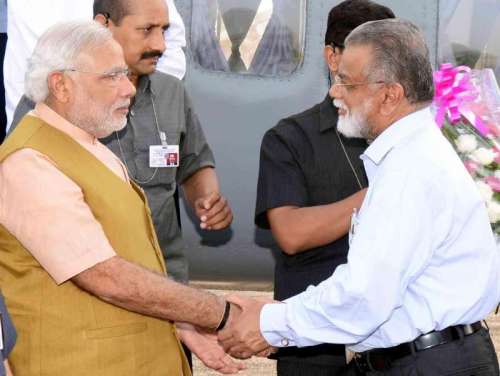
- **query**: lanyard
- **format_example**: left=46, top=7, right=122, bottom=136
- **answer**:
left=116, top=94, right=165, bottom=184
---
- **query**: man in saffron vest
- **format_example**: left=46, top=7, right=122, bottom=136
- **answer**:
left=0, top=21, right=243, bottom=375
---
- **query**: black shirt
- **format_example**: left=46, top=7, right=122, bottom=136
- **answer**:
left=255, top=95, right=368, bottom=301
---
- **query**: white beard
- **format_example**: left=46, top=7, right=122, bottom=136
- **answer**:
left=333, top=99, right=371, bottom=139
left=67, top=87, right=129, bottom=139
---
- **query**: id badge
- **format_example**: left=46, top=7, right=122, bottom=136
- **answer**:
left=149, top=145, right=179, bottom=168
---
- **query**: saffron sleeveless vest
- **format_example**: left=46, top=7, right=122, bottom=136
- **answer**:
left=0, top=116, right=190, bottom=375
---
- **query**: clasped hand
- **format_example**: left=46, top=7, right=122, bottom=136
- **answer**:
left=217, top=295, right=278, bottom=360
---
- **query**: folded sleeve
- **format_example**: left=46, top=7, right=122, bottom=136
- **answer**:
left=176, top=90, right=215, bottom=184
left=254, top=125, right=308, bottom=229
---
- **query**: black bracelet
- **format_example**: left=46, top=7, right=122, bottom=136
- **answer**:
left=216, top=301, right=231, bottom=331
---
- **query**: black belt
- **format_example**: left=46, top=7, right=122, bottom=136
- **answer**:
left=353, top=322, right=483, bottom=373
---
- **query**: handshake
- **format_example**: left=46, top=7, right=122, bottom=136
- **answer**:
left=177, top=295, right=280, bottom=374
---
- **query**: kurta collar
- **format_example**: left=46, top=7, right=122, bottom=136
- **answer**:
left=33, top=102, right=98, bottom=145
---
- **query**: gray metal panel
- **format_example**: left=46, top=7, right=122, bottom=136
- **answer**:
left=175, top=0, right=440, bottom=284
left=378, top=0, right=439, bottom=66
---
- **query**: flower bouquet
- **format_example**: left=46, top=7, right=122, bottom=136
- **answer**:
left=433, top=64, right=500, bottom=236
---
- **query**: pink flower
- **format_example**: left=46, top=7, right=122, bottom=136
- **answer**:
left=485, top=176, right=500, bottom=192
left=464, top=160, right=479, bottom=175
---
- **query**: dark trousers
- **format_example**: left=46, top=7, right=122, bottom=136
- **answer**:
left=276, top=344, right=347, bottom=376
left=277, top=359, right=346, bottom=376
left=344, top=328, right=499, bottom=376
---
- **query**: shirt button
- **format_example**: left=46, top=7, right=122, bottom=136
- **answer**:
left=281, top=338, right=290, bottom=347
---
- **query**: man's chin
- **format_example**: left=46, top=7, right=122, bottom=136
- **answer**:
left=94, top=120, right=127, bottom=139
left=337, top=118, right=365, bottom=139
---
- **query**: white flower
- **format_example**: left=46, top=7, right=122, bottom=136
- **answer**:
left=495, top=170, right=500, bottom=180
left=471, top=147, right=496, bottom=166
left=476, top=180, right=494, bottom=201
left=487, top=200, right=500, bottom=223
left=455, top=134, right=477, bottom=153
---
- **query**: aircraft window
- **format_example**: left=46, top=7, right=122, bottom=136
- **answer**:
left=438, top=0, right=500, bottom=81
left=190, top=0, right=306, bottom=76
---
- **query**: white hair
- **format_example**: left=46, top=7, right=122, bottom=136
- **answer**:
left=25, top=21, right=114, bottom=103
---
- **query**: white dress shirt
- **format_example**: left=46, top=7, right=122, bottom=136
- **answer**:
left=157, top=0, right=186, bottom=80
left=260, top=107, right=500, bottom=352
left=3, top=0, right=186, bottom=131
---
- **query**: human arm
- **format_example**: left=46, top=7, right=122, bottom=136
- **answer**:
left=255, top=126, right=366, bottom=254
left=182, top=167, right=233, bottom=230
left=258, top=169, right=437, bottom=348
left=176, top=323, right=245, bottom=374
left=0, top=149, right=225, bottom=329
left=72, top=255, right=225, bottom=329
left=229, top=167, right=439, bottom=353
left=176, top=88, right=233, bottom=230
left=267, top=189, right=366, bottom=255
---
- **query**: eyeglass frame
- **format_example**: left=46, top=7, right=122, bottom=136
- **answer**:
left=59, top=68, right=130, bottom=86
left=332, top=74, right=387, bottom=91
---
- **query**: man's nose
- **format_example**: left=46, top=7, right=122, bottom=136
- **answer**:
left=120, top=76, right=137, bottom=98
left=329, top=82, right=342, bottom=99
left=150, top=29, right=166, bottom=54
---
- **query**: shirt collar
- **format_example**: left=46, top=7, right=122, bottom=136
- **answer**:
left=362, top=106, right=432, bottom=164
left=32, top=102, right=98, bottom=145
left=319, top=94, right=339, bottom=133
left=361, top=107, right=433, bottom=179
left=137, top=73, right=157, bottom=96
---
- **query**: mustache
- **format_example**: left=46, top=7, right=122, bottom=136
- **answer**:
left=113, top=100, right=131, bottom=111
left=333, top=99, right=346, bottom=110
left=141, top=50, right=163, bottom=60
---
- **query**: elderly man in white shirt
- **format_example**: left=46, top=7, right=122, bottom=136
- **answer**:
left=3, top=0, right=186, bottom=132
left=218, top=19, right=500, bottom=375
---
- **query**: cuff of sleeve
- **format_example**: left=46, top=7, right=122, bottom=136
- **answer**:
left=53, top=248, right=116, bottom=285
left=259, top=303, right=296, bottom=348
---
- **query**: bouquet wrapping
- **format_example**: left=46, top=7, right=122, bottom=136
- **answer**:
left=433, top=64, right=500, bottom=236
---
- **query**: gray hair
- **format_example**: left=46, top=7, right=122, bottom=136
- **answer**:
left=25, top=21, right=114, bottom=103
left=345, top=18, right=434, bottom=104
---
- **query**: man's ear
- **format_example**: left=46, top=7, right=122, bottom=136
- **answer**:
left=324, top=45, right=340, bottom=74
left=94, top=13, right=109, bottom=27
left=47, top=71, right=71, bottom=103
left=380, top=83, right=404, bottom=116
